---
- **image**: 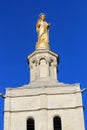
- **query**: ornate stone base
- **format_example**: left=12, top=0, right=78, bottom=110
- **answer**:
left=27, top=49, right=58, bottom=83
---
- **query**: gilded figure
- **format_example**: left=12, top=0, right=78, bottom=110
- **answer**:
left=36, top=13, right=50, bottom=49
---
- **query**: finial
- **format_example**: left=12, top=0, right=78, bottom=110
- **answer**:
left=36, top=13, right=50, bottom=50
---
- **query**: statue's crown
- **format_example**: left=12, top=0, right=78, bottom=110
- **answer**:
left=39, top=13, right=46, bottom=17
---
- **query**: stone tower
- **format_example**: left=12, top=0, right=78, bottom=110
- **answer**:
left=4, top=14, right=85, bottom=130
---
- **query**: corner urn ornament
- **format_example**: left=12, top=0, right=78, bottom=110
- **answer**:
left=36, top=13, right=50, bottom=49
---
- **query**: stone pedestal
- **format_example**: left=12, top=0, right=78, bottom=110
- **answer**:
left=27, top=49, right=59, bottom=85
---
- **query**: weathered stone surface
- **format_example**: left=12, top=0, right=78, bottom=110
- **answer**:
left=27, top=49, right=58, bottom=84
left=4, top=83, right=85, bottom=130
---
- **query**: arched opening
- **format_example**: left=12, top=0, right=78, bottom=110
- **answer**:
left=27, top=118, right=35, bottom=130
left=53, top=116, right=62, bottom=130
left=39, top=58, right=48, bottom=77
left=49, top=59, right=54, bottom=78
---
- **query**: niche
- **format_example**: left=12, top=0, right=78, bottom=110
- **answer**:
left=39, top=58, right=48, bottom=77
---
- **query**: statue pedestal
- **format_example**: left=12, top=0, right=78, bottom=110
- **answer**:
left=27, top=49, right=58, bottom=84
left=36, top=41, right=49, bottom=50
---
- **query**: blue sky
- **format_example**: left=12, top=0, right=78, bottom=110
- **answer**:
left=0, top=0, right=87, bottom=129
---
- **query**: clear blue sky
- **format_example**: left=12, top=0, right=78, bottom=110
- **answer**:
left=0, top=0, right=87, bottom=129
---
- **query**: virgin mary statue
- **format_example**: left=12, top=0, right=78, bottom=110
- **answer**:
left=36, top=13, right=50, bottom=49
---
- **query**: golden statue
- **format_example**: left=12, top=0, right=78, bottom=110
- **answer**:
left=36, top=13, right=50, bottom=49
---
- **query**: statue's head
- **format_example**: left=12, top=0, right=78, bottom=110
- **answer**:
left=39, top=13, right=46, bottom=21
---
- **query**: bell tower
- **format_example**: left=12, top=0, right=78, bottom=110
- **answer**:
left=4, top=14, right=85, bottom=130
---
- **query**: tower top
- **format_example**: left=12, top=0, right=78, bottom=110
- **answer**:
left=36, top=13, right=50, bottom=50
left=27, top=14, right=59, bottom=86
